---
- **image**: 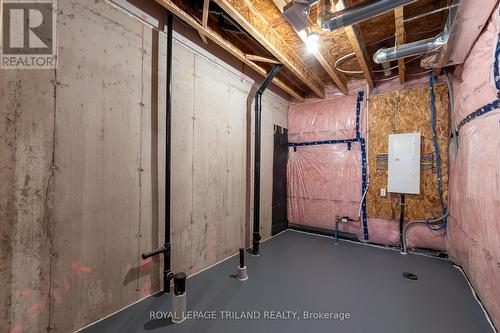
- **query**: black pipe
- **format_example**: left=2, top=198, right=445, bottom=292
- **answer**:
left=142, top=247, right=167, bottom=260
left=239, top=248, right=245, bottom=268
left=252, top=64, right=282, bottom=256
left=399, top=194, right=405, bottom=248
left=142, top=12, right=174, bottom=293
left=164, top=11, right=173, bottom=293
left=173, top=272, right=186, bottom=296
left=140, top=11, right=174, bottom=293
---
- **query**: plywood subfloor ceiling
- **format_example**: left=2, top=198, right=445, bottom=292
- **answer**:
left=156, top=0, right=449, bottom=100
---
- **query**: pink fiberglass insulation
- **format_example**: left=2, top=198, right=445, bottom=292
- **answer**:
left=287, top=92, right=448, bottom=250
left=287, top=144, right=362, bottom=232
left=364, top=218, right=399, bottom=246
left=448, top=5, right=500, bottom=329
left=288, top=95, right=366, bottom=235
left=288, top=95, right=362, bottom=143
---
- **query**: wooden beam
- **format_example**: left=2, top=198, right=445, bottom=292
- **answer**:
left=272, top=0, right=349, bottom=95
left=213, top=0, right=326, bottom=98
left=338, top=1, right=374, bottom=89
left=155, top=0, right=305, bottom=102
left=198, top=32, right=208, bottom=44
left=344, top=26, right=374, bottom=89
left=395, top=7, right=405, bottom=84
left=199, top=0, right=209, bottom=44
left=245, top=54, right=280, bottom=64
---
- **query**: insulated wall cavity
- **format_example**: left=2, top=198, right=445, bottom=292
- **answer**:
left=287, top=95, right=366, bottom=236
left=448, top=4, right=500, bottom=329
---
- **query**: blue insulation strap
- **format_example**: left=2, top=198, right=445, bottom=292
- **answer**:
left=495, top=31, right=500, bottom=91
left=360, top=138, right=369, bottom=240
left=356, top=91, right=364, bottom=139
left=289, top=138, right=359, bottom=147
left=457, top=99, right=500, bottom=132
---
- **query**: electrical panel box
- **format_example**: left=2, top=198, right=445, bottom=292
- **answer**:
left=388, top=133, right=421, bottom=194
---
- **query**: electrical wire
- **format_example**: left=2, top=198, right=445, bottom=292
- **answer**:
left=406, top=26, right=443, bottom=36
left=334, top=53, right=364, bottom=74
left=428, top=73, right=448, bottom=231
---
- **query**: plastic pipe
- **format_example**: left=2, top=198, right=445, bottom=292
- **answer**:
left=172, top=273, right=187, bottom=323
left=253, top=64, right=282, bottom=256
left=164, top=11, right=173, bottom=293
left=239, top=248, right=245, bottom=268
left=142, top=12, right=173, bottom=294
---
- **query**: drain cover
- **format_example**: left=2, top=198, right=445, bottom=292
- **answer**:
left=402, top=272, right=418, bottom=280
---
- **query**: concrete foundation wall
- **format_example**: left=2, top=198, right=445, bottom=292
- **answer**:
left=0, top=1, right=288, bottom=332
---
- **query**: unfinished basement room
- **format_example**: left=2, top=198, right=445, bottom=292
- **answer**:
left=1, top=0, right=499, bottom=332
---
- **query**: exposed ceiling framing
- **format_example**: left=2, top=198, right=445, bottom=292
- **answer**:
left=271, top=0, right=349, bottom=95
left=395, top=6, right=406, bottom=84
left=339, top=0, right=375, bottom=89
left=212, top=0, right=326, bottom=99
left=155, top=0, right=305, bottom=101
left=152, top=0, right=450, bottom=100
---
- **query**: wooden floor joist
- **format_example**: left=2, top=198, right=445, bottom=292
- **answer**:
left=338, top=1, right=374, bottom=89
left=155, top=0, right=305, bottom=102
left=395, top=7, right=406, bottom=84
left=213, top=0, right=326, bottom=99
left=271, top=0, right=349, bottom=95
left=344, top=25, right=374, bottom=89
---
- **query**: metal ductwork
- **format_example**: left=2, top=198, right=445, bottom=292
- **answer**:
left=318, top=0, right=417, bottom=32
left=373, top=0, right=460, bottom=65
left=373, top=34, right=448, bottom=64
left=283, top=0, right=318, bottom=31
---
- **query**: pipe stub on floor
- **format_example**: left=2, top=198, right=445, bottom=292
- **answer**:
left=237, top=266, right=248, bottom=281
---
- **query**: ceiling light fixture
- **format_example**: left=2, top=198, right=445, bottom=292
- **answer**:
left=306, top=31, right=319, bottom=52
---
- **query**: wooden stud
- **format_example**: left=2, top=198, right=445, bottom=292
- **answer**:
left=213, top=0, right=326, bottom=98
left=200, top=0, right=209, bottom=44
left=155, top=0, right=305, bottom=101
left=395, top=6, right=405, bottom=84
left=272, top=0, right=349, bottom=95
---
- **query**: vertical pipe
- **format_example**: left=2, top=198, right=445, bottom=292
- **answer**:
left=253, top=93, right=262, bottom=256
left=164, top=11, right=173, bottom=293
left=399, top=194, right=405, bottom=248
left=252, top=64, right=282, bottom=256
left=239, top=248, right=245, bottom=268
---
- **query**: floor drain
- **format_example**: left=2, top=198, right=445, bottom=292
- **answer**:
left=402, top=272, right=418, bottom=280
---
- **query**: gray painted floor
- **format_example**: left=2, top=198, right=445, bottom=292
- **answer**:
left=81, top=230, right=494, bottom=333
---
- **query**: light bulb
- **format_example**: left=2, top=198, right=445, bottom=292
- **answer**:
left=306, top=32, right=319, bottom=52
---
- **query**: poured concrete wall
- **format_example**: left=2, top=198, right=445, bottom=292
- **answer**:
left=0, top=1, right=288, bottom=332
left=168, top=37, right=288, bottom=275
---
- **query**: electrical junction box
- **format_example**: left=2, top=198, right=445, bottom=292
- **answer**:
left=388, top=133, right=421, bottom=195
